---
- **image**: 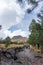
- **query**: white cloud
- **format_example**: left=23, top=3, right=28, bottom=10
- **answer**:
left=0, top=0, right=26, bottom=38
left=3, top=29, right=28, bottom=38
left=0, top=0, right=25, bottom=28
left=16, top=17, right=21, bottom=23
left=0, top=30, right=5, bottom=39
left=33, top=1, right=43, bottom=14
left=0, top=0, right=24, bottom=39
left=0, top=0, right=7, bottom=15
left=0, top=0, right=43, bottom=39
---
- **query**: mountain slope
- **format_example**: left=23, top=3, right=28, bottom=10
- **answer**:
left=11, top=35, right=28, bottom=43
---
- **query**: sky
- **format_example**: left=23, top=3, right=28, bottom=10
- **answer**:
left=0, top=0, right=43, bottom=39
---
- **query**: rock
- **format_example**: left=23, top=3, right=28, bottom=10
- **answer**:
left=7, top=48, right=15, bottom=57
left=15, top=47, right=24, bottom=53
left=0, top=48, right=43, bottom=65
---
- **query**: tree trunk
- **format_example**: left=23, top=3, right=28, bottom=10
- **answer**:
left=37, top=44, right=40, bottom=49
left=41, top=46, right=43, bottom=53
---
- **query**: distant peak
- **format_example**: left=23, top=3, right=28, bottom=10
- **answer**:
left=12, top=35, right=23, bottom=39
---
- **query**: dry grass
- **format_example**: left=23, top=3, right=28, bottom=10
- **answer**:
left=0, top=44, right=24, bottom=49
left=30, top=45, right=41, bottom=52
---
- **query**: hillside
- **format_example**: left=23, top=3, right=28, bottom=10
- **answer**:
left=11, top=35, right=28, bottom=43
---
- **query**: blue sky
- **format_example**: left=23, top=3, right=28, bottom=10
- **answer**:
left=0, top=0, right=43, bottom=39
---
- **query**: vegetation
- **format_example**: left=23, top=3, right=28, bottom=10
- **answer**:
left=18, top=0, right=37, bottom=3
left=28, top=11, right=43, bottom=53
left=0, top=36, right=25, bottom=48
left=0, top=0, right=43, bottom=52
left=30, top=0, right=36, bottom=3
left=0, top=25, right=2, bottom=30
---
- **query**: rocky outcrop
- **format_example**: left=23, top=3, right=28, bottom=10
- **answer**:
left=0, top=47, right=24, bottom=60
left=0, top=47, right=43, bottom=65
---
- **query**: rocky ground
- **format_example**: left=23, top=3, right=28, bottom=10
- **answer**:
left=0, top=46, right=43, bottom=65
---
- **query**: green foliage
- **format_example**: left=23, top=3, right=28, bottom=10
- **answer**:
left=30, top=0, right=36, bottom=3
left=0, top=25, right=2, bottom=30
left=12, top=42, right=18, bottom=44
left=28, top=15, right=43, bottom=52
left=18, top=42, right=24, bottom=45
left=4, top=37, right=11, bottom=47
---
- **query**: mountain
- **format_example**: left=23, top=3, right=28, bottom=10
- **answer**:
left=12, top=35, right=23, bottom=39
left=11, top=35, right=28, bottom=43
